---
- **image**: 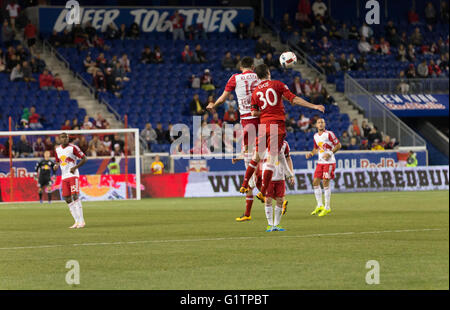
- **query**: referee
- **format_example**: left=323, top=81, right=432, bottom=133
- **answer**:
left=35, top=150, right=57, bottom=204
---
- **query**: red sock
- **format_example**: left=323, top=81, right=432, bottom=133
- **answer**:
left=245, top=195, right=253, bottom=217
left=242, top=160, right=258, bottom=188
left=260, top=164, right=274, bottom=196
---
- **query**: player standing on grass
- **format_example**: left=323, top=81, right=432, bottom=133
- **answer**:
left=306, top=118, right=341, bottom=217
left=240, top=64, right=325, bottom=200
left=35, top=150, right=56, bottom=204
left=54, top=133, right=88, bottom=228
left=206, top=56, right=260, bottom=222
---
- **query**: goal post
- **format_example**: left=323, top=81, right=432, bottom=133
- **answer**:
left=0, top=128, right=141, bottom=202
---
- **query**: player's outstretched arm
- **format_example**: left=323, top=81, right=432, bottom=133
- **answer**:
left=290, top=96, right=325, bottom=113
left=207, top=90, right=230, bottom=112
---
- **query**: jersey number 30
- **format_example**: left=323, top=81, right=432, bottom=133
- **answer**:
left=256, top=88, right=278, bottom=110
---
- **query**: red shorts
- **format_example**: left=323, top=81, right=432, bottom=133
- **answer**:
left=314, top=163, right=336, bottom=180
left=266, top=180, right=286, bottom=199
left=61, top=176, right=80, bottom=197
left=256, top=121, right=286, bottom=155
left=241, top=118, right=259, bottom=150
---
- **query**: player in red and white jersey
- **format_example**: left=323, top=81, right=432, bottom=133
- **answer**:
left=241, top=64, right=325, bottom=200
left=54, top=132, right=88, bottom=228
left=306, top=118, right=342, bottom=217
left=207, top=56, right=260, bottom=222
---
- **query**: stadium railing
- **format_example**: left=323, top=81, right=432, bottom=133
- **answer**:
left=42, top=40, right=123, bottom=124
left=344, top=74, right=426, bottom=147
left=354, top=78, right=450, bottom=94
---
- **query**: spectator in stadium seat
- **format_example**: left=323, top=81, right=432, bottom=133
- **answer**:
left=105, top=68, right=121, bottom=97
left=83, top=21, right=96, bottom=40
left=95, top=113, right=109, bottom=129
left=237, top=22, right=248, bottom=39
left=358, top=36, right=371, bottom=54
left=407, top=44, right=416, bottom=62
left=289, top=31, right=301, bottom=46
left=15, top=135, right=33, bottom=158
left=93, top=70, right=107, bottom=93
left=302, top=79, right=312, bottom=98
left=234, top=54, right=242, bottom=70
left=254, top=53, right=264, bottom=66
left=189, top=74, right=201, bottom=89
left=321, top=88, right=336, bottom=105
left=440, top=1, right=449, bottom=23
left=347, top=53, right=358, bottom=70
left=388, top=28, right=401, bottom=48
left=1, top=20, right=15, bottom=47
left=182, top=45, right=194, bottom=63
left=28, top=106, right=43, bottom=129
left=33, top=137, right=45, bottom=158
left=297, top=113, right=311, bottom=132
left=170, top=11, right=185, bottom=41
left=155, top=123, right=166, bottom=144
left=381, top=135, right=398, bottom=150
left=361, top=120, right=371, bottom=138
left=379, top=37, right=390, bottom=55
left=190, top=94, right=205, bottom=115
left=0, top=50, right=5, bottom=73
left=141, top=123, right=157, bottom=148
left=347, top=137, right=360, bottom=150
left=84, top=54, right=97, bottom=75
left=224, top=105, right=238, bottom=124
left=297, top=0, right=312, bottom=28
left=337, top=23, right=349, bottom=40
left=425, top=2, right=437, bottom=26
left=339, top=53, right=349, bottom=71
left=118, top=24, right=127, bottom=40
left=408, top=8, right=420, bottom=24
left=10, top=63, right=23, bottom=81
left=201, top=69, right=215, bottom=92
left=82, top=116, right=94, bottom=129
left=311, top=77, right=322, bottom=95
left=72, top=118, right=80, bottom=129
left=348, top=25, right=359, bottom=40
left=318, top=36, right=332, bottom=53
left=428, top=60, right=442, bottom=77
left=53, top=74, right=64, bottom=91
left=340, top=131, right=350, bottom=150
left=255, top=37, right=267, bottom=55
left=105, top=23, right=119, bottom=40
left=153, top=45, right=164, bottom=63
left=367, top=127, right=382, bottom=146
left=371, top=139, right=385, bottom=151
left=397, top=44, right=407, bottom=62
left=417, top=60, right=429, bottom=77
left=410, top=27, right=423, bottom=46
left=39, top=69, right=54, bottom=90
left=24, top=20, right=37, bottom=53
left=348, top=119, right=362, bottom=138
left=113, top=61, right=129, bottom=83
left=151, top=155, right=164, bottom=174
left=119, top=53, right=131, bottom=73
left=264, top=53, right=280, bottom=70
left=397, top=70, right=410, bottom=94
left=88, top=135, right=102, bottom=152
left=286, top=115, right=298, bottom=133
left=61, top=120, right=71, bottom=130
left=298, top=32, right=313, bottom=53
left=128, top=22, right=140, bottom=39
left=194, top=44, right=207, bottom=63
left=93, top=35, right=109, bottom=51
left=359, top=22, right=373, bottom=39
left=224, top=93, right=237, bottom=111
left=141, top=46, right=155, bottom=64
left=292, top=76, right=303, bottom=96
left=22, top=61, right=35, bottom=83
left=438, top=53, right=449, bottom=72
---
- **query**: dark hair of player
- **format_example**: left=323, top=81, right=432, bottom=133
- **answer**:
left=255, top=64, right=269, bottom=79
left=240, top=56, right=254, bottom=69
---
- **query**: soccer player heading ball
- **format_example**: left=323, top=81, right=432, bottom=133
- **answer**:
left=306, top=118, right=341, bottom=217
left=54, top=132, right=88, bottom=229
left=35, top=150, right=57, bottom=204
left=240, top=64, right=325, bottom=200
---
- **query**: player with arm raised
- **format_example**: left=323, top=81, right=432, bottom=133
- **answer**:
left=35, top=150, right=57, bottom=204
left=207, top=56, right=260, bottom=222
left=240, top=64, right=325, bottom=200
left=54, top=132, right=88, bottom=228
left=306, top=118, right=341, bottom=217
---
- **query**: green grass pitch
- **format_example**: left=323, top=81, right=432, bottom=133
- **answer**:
left=0, top=191, right=448, bottom=290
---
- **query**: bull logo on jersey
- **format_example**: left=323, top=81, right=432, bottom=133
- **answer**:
left=318, top=141, right=332, bottom=153
left=318, top=142, right=325, bottom=153
left=60, top=155, right=68, bottom=166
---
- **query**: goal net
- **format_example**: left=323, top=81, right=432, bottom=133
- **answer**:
left=0, top=128, right=141, bottom=203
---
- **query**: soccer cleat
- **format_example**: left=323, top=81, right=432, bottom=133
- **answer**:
left=273, top=225, right=286, bottom=232
left=318, top=208, right=331, bottom=217
left=266, top=225, right=274, bottom=232
left=282, top=200, right=288, bottom=215
left=76, top=222, right=86, bottom=228
left=256, top=192, right=265, bottom=203
left=239, top=186, right=250, bottom=194
left=311, top=205, right=324, bottom=216
left=69, top=223, right=78, bottom=229
left=235, top=215, right=251, bottom=222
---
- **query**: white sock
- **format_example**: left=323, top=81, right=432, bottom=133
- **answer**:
left=75, top=199, right=85, bottom=223
left=265, top=204, right=273, bottom=226
left=314, top=186, right=323, bottom=207
left=324, top=187, right=331, bottom=210
left=274, top=206, right=282, bottom=226
left=68, top=201, right=78, bottom=223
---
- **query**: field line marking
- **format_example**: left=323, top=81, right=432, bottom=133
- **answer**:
left=0, top=228, right=443, bottom=251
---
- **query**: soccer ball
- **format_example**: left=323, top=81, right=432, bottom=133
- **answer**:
left=279, top=51, right=297, bottom=69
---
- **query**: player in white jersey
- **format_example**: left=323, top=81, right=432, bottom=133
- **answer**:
left=260, top=141, right=295, bottom=232
left=306, top=118, right=341, bottom=217
left=206, top=56, right=260, bottom=222
left=54, top=132, right=88, bottom=228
